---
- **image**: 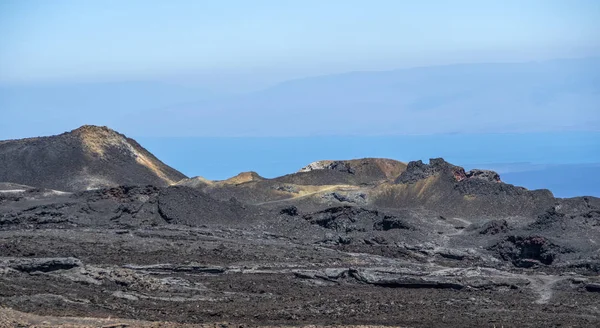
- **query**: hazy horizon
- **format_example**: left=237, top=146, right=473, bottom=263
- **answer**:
left=2, top=1, right=599, bottom=86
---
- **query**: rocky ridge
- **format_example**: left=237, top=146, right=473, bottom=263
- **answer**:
left=1, top=126, right=599, bottom=327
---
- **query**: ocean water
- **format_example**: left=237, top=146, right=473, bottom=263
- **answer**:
left=137, top=132, right=600, bottom=198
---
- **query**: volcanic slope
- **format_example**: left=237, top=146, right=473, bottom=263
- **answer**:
left=371, top=158, right=556, bottom=219
left=279, top=158, right=407, bottom=185
left=2, top=176, right=600, bottom=327
left=2, top=127, right=600, bottom=327
left=178, top=158, right=406, bottom=205
left=0, top=125, right=187, bottom=191
left=188, top=158, right=555, bottom=220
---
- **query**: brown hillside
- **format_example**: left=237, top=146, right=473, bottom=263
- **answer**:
left=0, top=125, right=187, bottom=191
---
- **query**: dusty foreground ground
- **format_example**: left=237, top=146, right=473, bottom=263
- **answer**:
left=1, top=226, right=599, bottom=328
left=1, top=178, right=600, bottom=327
left=0, top=307, right=401, bottom=328
left=2, top=127, right=600, bottom=327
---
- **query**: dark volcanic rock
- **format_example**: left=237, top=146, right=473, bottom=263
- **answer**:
left=271, top=170, right=360, bottom=186
left=279, top=205, right=299, bottom=216
left=277, top=158, right=407, bottom=186
left=302, top=206, right=411, bottom=234
left=528, top=205, right=600, bottom=234
left=454, top=178, right=536, bottom=197
left=0, top=185, right=259, bottom=229
left=0, top=125, right=186, bottom=191
left=582, top=210, right=600, bottom=226
left=490, top=235, right=569, bottom=267
left=1, top=257, right=81, bottom=273
left=374, top=216, right=413, bottom=231
left=157, top=186, right=257, bottom=226
left=395, top=158, right=460, bottom=184
left=318, top=161, right=356, bottom=174
left=376, top=158, right=555, bottom=219
left=528, top=207, right=567, bottom=230
left=586, top=283, right=600, bottom=292
left=396, top=158, right=502, bottom=185
left=76, top=185, right=160, bottom=202
left=479, top=219, right=510, bottom=235
left=466, top=169, right=501, bottom=182
left=2, top=134, right=600, bottom=328
left=349, top=269, right=465, bottom=290
left=303, top=206, right=377, bottom=233
left=321, top=191, right=367, bottom=204
left=272, top=184, right=299, bottom=193
left=396, top=160, right=443, bottom=183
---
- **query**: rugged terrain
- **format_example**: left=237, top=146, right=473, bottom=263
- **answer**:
left=1, top=126, right=599, bottom=327
left=0, top=125, right=187, bottom=191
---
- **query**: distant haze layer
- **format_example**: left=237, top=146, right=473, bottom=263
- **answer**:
left=1, top=57, right=599, bottom=138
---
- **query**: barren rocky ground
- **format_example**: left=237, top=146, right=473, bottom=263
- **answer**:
left=1, top=126, right=599, bottom=327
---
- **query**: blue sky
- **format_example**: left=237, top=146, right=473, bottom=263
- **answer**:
left=1, top=0, right=599, bottom=85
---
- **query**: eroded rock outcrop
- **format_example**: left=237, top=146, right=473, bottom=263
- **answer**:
left=299, top=160, right=356, bottom=174
left=302, top=206, right=413, bottom=234
left=395, top=158, right=501, bottom=184
left=467, top=169, right=501, bottom=182
left=489, top=235, right=569, bottom=267
left=0, top=257, right=81, bottom=273
left=292, top=158, right=407, bottom=185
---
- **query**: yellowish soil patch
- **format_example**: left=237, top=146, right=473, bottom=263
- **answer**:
left=373, top=176, right=439, bottom=200
left=415, top=176, right=438, bottom=198
left=73, top=125, right=177, bottom=185
left=221, top=171, right=263, bottom=185
left=75, top=126, right=123, bottom=158
left=134, top=153, right=178, bottom=185
left=296, top=184, right=357, bottom=196
left=463, top=194, right=477, bottom=201
left=177, top=176, right=214, bottom=186
left=371, top=158, right=407, bottom=179
left=254, top=184, right=361, bottom=205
